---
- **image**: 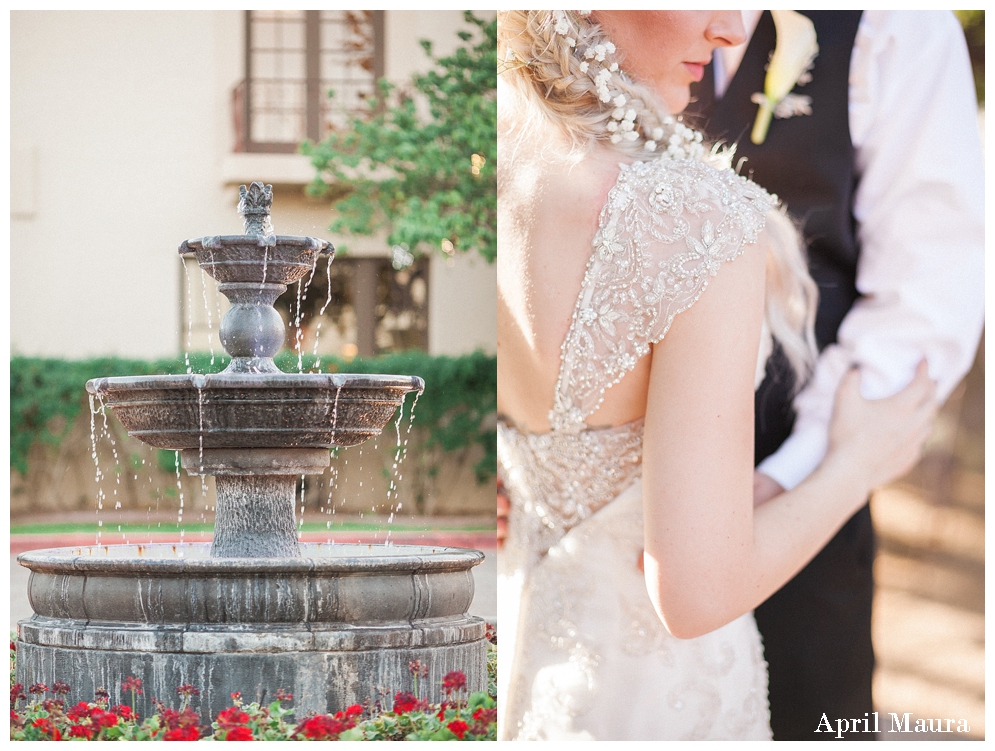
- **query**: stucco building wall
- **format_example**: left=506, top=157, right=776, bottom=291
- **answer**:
left=11, top=10, right=495, bottom=360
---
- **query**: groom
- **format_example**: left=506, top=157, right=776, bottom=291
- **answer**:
left=685, top=10, right=984, bottom=740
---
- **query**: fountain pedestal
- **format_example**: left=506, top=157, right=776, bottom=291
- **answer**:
left=16, top=183, right=487, bottom=722
left=182, top=448, right=332, bottom=558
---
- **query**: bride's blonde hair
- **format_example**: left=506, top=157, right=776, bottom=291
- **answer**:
left=499, top=10, right=672, bottom=157
left=498, top=10, right=817, bottom=386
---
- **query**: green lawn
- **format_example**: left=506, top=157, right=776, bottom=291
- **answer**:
left=10, top=520, right=494, bottom=536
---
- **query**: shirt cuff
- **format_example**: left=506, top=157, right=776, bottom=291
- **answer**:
left=756, top=423, right=829, bottom=491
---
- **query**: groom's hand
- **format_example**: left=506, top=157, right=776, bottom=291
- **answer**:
left=753, top=471, right=785, bottom=507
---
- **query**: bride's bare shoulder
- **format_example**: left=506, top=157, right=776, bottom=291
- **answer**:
left=499, top=144, right=624, bottom=230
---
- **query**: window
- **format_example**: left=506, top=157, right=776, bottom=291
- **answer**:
left=275, top=256, right=430, bottom=358
left=235, top=10, right=384, bottom=152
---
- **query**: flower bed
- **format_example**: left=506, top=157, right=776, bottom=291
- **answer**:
left=10, top=626, right=497, bottom=742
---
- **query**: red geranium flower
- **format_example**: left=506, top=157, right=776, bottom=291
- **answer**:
left=224, top=725, right=254, bottom=741
left=473, top=706, right=497, bottom=723
left=159, top=705, right=202, bottom=740
left=216, top=706, right=251, bottom=727
left=441, top=671, right=467, bottom=694
left=408, top=659, right=428, bottom=678
left=447, top=719, right=469, bottom=739
left=112, top=704, right=135, bottom=720
left=69, top=724, right=95, bottom=740
left=392, top=691, right=419, bottom=714
left=52, top=681, right=71, bottom=695
left=176, top=683, right=201, bottom=698
left=10, top=682, right=26, bottom=708
left=32, top=717, right=62, bottom=740
left=164, top=725, right=202, bottom=741
left=28, top=682, right=49, bottom=695
left=296, top=715, right=341, bottom=740
left=67, top=701, right=93, bottom=721
left=91, top=707, right=119, bottom=729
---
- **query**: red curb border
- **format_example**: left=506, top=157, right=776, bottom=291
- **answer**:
left=11, top=532, right=496, bottom=557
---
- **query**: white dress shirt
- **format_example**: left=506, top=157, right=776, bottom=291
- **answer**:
left=718, top=11, right=985, bottom=490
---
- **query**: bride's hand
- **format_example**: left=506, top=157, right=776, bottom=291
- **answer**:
left=825, top=360, right=937, bottom=495
left=497, top=479, right=510, bottom=549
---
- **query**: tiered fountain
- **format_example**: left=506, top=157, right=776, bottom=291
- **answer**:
left=16, top=183, right=486, bottom=721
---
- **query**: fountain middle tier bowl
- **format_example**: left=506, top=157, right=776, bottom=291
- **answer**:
left=86, top=372, right=424, bottom=450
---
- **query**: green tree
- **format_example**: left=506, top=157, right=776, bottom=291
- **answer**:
left=303, top=12, right=496, bottom=263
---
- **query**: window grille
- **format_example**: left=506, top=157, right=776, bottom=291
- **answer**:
left=274, top=256, right=430, bottom=358
left=235, top=10, right=384, bottom=152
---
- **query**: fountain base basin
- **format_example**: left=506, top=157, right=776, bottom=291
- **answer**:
left=16, top=543, right=487, bottom=722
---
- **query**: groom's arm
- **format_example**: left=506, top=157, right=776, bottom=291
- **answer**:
left=756, top=10, right=984, bottom=495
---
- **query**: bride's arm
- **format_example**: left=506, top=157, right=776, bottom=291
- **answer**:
left=640, top=233, right=936, bottom=640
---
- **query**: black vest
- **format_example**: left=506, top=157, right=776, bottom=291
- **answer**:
left=685, top=11, right=864, bottom=462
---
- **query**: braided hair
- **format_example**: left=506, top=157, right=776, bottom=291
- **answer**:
left=499, top=10, right=706, bottom=159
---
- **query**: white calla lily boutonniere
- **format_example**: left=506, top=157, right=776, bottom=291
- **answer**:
left=750, top=10, right=819, bottom=144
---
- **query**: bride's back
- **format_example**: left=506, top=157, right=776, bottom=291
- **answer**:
left=497, top=138, right=652, bottom=433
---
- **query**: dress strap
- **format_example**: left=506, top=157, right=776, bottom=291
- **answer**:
left=549, top=157, right=775, bottom=434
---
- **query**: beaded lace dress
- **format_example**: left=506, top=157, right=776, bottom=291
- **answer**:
left=498, top=155, right=777, bottom=741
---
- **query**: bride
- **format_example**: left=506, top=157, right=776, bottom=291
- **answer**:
left=496, top=10, right=937, bottom=741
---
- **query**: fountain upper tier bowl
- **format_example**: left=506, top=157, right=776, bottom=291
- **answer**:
left=88, top=216, right=423, bottom=451
left=86, top=372, right=424, bottom=451
left=179, top=235, right=331, bottom=286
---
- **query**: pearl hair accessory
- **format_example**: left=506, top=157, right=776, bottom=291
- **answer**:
left=548, top=10, right=708, bottom=159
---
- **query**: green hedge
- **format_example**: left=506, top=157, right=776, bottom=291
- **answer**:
left=10, top=351, right=496, bottom=481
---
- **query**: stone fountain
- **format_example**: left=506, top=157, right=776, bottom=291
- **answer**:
left=16, top=183, right=486, bottom=721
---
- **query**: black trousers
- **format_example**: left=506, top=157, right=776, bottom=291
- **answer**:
left=754, top=503, right=876, bottom=740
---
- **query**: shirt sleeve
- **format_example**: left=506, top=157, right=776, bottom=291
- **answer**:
left=758, top=10, right=985, bottom=490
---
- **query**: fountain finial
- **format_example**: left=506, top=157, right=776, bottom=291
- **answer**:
left=238, top=182, right=274, bottom=236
